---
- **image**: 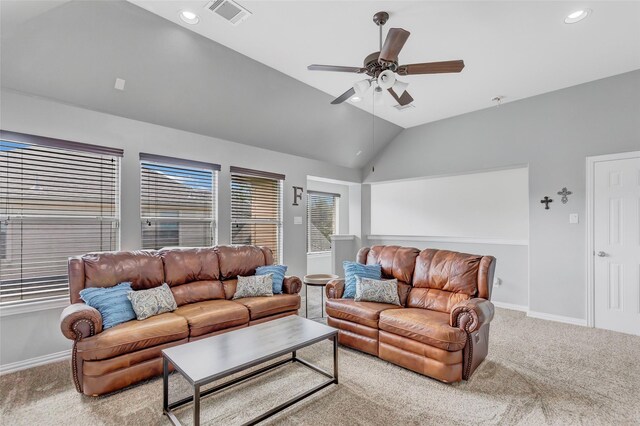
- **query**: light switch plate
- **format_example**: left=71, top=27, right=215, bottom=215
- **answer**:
left=294, top=216, right=302, bottom=225
left=569, top=213, right=579, bottom=224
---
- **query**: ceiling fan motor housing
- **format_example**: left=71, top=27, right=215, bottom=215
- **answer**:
left=364, top=52, right=397, bottom=77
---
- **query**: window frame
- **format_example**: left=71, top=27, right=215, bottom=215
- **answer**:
left=139, top=153, right=220, bottom=250
left=306, top=190, right=340, bottom=254
left=0, top=130, right=122, bottom=314
left=230, top=167, right=284, bottom=263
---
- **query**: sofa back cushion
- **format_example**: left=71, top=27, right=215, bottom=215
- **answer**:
left=160, top=248, right=220, bottom=285
left=216, top=245, right=272, bottom=280
left=407, top=288, right=470, bottom=313
left=412, top=249, right=482, bottom=295
left=82, top=250, right=164, bottom=292
left=170, top=280, right=226, bottom=306
left=364, top=245, right=420, bottom=283
left=407, top=249, right=483, bottom=313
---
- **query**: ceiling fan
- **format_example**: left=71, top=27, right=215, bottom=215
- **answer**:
left=308, top=11, right=465, bottom=106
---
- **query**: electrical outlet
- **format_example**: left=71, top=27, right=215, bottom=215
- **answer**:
left=569, top=213, right=579, bottom=224
left=293, top=216, right=302, bottom=225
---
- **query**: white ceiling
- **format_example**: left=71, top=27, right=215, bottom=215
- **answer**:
left=128, top=1, right=640, bottom=128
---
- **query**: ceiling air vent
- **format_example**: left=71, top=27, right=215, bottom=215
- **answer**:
left=393, top=103, right=416, bottom=111
left=205, top=0, right=252, bottom=26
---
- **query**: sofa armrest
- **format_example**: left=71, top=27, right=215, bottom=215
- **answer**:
left=325, top=278, right=345, bottom=299
left=60, top=303, right=103, bottom=340
left=450, top=298, right=494, bottom=333
left=282, top=276, right=302, bottom=294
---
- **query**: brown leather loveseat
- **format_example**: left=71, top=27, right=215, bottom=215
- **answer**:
left=326, top=245, right=495, bottom=383
left=59, top=245, right=302, bottom=396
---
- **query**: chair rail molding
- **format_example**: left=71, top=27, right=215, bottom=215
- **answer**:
left=367, top=235, right=528, bottom=246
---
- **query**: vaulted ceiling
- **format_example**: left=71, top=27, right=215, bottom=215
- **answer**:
left=0, top=0, right=402, bottom=169
left=131, top=1, right=640, bottom=128
left=2, top=1, right=639, bottom=169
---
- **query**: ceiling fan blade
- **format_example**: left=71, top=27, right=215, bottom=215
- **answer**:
left=397, top=60, right=465, bottom=75
left=379, top=28, right=410, bottom=64
left=308, top=64, right=366, bottom=73
left=388, top=88, right=414, bottom=106
left=331, top=87, right=356, bottom=104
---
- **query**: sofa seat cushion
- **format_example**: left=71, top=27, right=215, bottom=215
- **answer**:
left=325, top=299, right=401, bottom=329
left=234, top=294, right=300, bottom=320
left=77, top=313, right=188, bottom=361
left=173, top=300, right=249, bottom=337
left=379, top=308, right=467, bottom=351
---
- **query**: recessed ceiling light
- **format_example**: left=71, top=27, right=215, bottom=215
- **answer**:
left=350, top=96, right=361, bottom=102
left=564, top=9, right=591, bottom=24
left=179, top=10, right=200, bottom=24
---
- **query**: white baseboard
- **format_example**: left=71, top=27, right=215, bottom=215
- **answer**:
left=492, top=301, right=528, bottom=312
left=526, top=310, right=588, bottom=327
left=492, top=302, right=589, bottom=327
left=0, top=349, right=71, bottom=375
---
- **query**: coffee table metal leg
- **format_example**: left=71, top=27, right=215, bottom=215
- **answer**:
left=321, top=287, right=324, bottom=318
left=304, top=283, right=308, bottom=318
left=333, top=334, right=339, bottom=384
left=193, top=384, right=201, bottom=426
left=163, top=357, right=169, bottom=413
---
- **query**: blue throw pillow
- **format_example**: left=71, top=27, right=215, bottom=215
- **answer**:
left=343, top=261, right=382, bottom=299
left=256, top=265, right=288, bottom=294
left=80, top=282, right=137, bottom=329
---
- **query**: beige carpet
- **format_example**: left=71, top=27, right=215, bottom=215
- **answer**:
left=1, top=307, right=639, bottom=425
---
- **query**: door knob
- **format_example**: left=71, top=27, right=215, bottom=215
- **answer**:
left=597, top=251, right=606, bottom=257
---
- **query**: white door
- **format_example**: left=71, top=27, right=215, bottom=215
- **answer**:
left=594, top=155, right=640, bottom=335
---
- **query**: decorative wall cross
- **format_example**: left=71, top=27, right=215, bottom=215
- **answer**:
left=557, top=187, right=572, bottom=204
left=540, top=196, right=553, bottom=210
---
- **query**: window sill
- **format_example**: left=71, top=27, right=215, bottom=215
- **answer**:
left=0, top=298, right=70, bottom=317
left=307, top=251, right=332, bottom=256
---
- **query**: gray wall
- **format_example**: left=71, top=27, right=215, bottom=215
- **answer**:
left=0, top=89, right=360, bottom=366
left=363, top=70, right=640, bottom=320
left=0, top=0, right=402, bottom=169
left=366, top=238, right=528, bottom=308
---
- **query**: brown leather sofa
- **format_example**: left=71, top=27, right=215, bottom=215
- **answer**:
left=326, top=245, right=496, bottom=383
left=59, top=245, right=302, bottom=396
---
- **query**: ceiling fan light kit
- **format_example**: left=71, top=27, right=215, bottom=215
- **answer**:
left=307, top=11, right=465, bottom=107
left=377, top=70, right=396, bottom=90
left=353, top=79, right=372, bottom=97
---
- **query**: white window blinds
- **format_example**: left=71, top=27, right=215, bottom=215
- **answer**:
left=307, top=191, right=339, bottom=253
left=230, top=167, right=284, bottom=263
left=140, top=153, right=219, bottom=250
left=0, top=131, right=122, bottom=306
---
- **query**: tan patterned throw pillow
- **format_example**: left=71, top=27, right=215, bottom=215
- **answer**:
left=127, top=283, right=177, bottom=320
left=233, top=274, right=274, bottom=299
left=354, top=277, right=401, bottom=305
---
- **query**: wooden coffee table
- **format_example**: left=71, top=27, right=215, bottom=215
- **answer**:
left=162, top=315, right=338, bottom=426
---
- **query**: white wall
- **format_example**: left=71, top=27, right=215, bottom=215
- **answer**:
left=366, top=167, right=530, bottom=308
left=0, top=89, right=360, bottom=368
left=370, top=167, right=529, bottom=241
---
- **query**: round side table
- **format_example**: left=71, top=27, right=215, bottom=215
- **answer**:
left=303, top=274, right=339, bottom=319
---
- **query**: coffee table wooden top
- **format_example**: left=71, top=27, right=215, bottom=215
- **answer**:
left=162, top=315, right=337, bottom=386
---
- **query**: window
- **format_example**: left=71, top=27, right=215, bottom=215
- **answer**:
left=307, top=190, right=339, bottom=253
left=230, top=167, right=284, bottom=263
left=140, top=153, right=219, bottom=250
left=0, top=130, right=122, bottom=307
